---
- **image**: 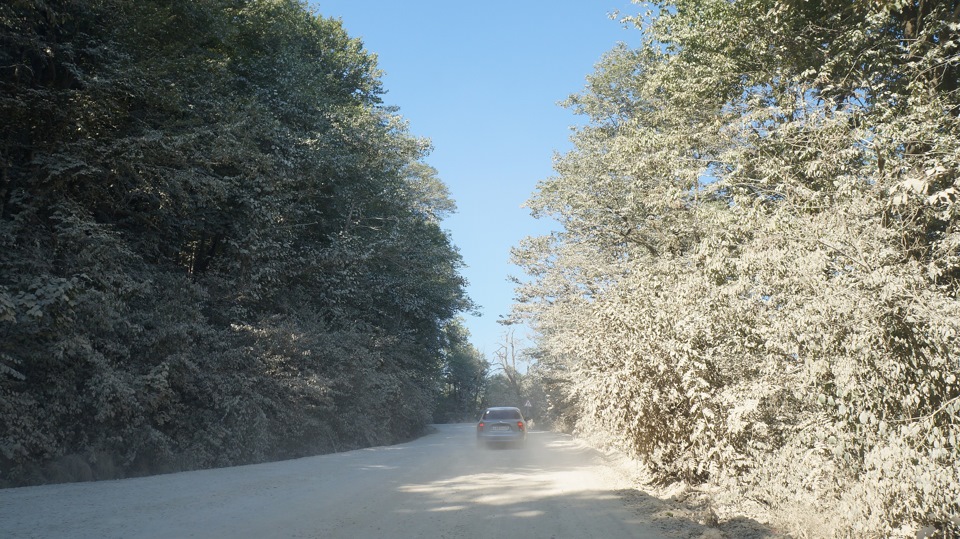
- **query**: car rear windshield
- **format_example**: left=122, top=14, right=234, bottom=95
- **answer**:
left=483, top=409, right=521, bottom=420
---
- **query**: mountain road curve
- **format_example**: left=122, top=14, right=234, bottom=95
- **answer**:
left=0, top=424, right=670, bottom=538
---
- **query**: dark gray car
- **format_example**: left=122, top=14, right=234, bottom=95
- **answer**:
left=476, top=406, right=527, bottom=447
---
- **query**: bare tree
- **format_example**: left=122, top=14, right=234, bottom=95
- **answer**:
left=492, top=328, right=526, bottom=405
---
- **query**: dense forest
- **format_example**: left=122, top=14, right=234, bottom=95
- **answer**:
left=4, top=0, right=959, bottom=536
left=513, top=0, right=959, bottom=537
left=0, top=0, right=488, bottom=486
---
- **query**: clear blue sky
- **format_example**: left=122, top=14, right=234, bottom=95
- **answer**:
left=310, top=1, right=641, bottom=357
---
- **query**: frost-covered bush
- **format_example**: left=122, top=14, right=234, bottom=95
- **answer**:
left=514, top=0, right=960, bottom=535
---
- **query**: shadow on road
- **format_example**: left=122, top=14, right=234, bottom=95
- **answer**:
left=0, top=423, right=791, bottom=539
left=380, top=425, right=789, bottom=539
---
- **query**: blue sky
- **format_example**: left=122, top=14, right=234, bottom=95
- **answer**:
left=310, top=1, right=641, bottom=357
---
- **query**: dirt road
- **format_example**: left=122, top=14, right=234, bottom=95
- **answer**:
left=0, top=424, right=670, bottom=538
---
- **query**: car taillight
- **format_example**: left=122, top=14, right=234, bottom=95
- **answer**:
left=517, top=421, right=525, bottom=431
left=477, top=422, right=484, bottom=430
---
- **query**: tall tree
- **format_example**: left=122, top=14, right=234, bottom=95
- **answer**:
left=1, top=0, right=471, bottom=486
left=434, top=319, right=488, bottom=422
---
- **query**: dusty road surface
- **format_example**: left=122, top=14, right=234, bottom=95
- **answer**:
left=0, top=424, right=669, bottom=538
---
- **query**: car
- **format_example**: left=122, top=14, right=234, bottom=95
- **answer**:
left=476, top=406, right=527, bottom=448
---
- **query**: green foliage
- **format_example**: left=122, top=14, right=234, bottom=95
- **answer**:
left=1, top=0, right=470, bottom=486
left=432, top=319, right=488, bottom=423
left=514, top=0, right=960, bottom=536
